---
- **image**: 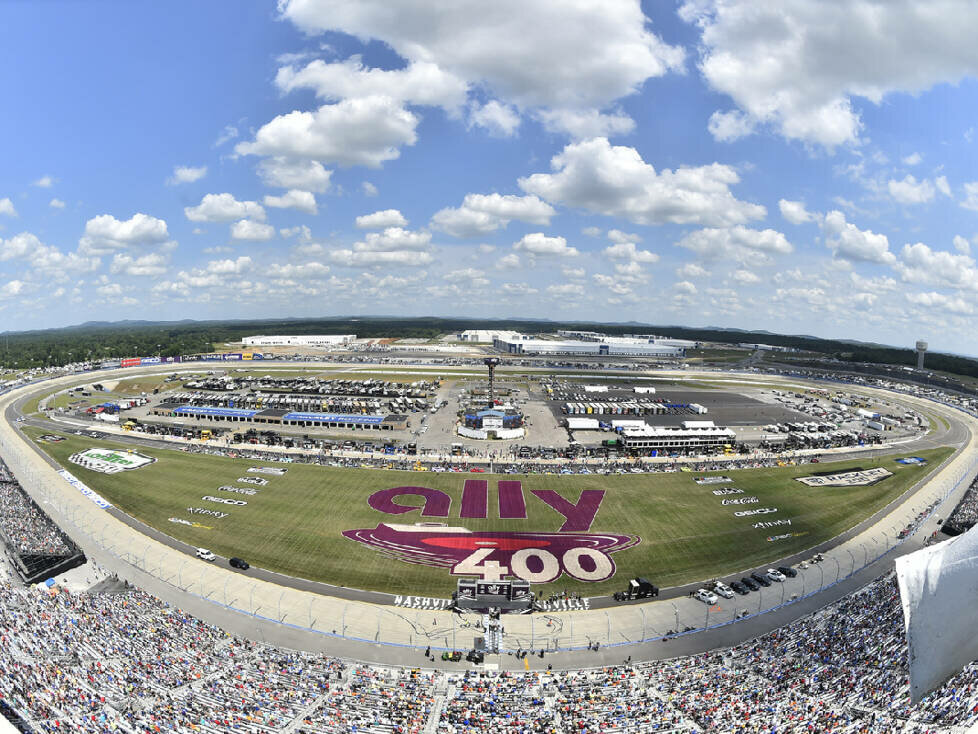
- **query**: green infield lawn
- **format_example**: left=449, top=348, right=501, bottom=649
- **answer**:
left=25, top=427, right=952, bottom=597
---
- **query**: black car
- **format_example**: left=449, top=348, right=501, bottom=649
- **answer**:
left=730, top=581, right=749, bottom=595
left=229, top=557, right=250, bottom=570
left=777, top=565, right=798, bottom=578
left=741, top=576, right=759, bottom=592
left=750, top=572, right=771, bottom=587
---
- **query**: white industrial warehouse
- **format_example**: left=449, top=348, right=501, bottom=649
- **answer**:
left=493, top=332, right=685, bottom=358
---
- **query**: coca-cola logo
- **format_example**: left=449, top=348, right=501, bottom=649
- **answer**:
left=343, top=480, right=638, bottom=583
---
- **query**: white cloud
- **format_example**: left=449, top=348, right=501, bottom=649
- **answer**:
left=602, top=242, right=659, bottom=263
left=562, top=266, right=586, bottom=279
left=906, top=290, right=975, bottom=315
left=185, top=193, right=266, bottom=223
left=903, top=152, right=923, bottom=166
left=582, top=226, right=603, bottom=237
left=888, top=174, right=935, bottom=204
left=79, top=213, right=171, bottom=255
left=1, top=232, right=99, bottom=275
left=962, top=182, right=978, bottom=211
left=935, top=175, right=951, bottom=197
left=32, top=175, right=54, bottom=188
left=732, top=268, right=761, bottom=284
left=895, top=241, right=978, bottom=290
left=0, top=232, right=42, bottom=261
left=215, top=125, right=239, bottom=147
left=167, top=165, right=207, bottom=185
left=674, top=280, right=697, bottom=294
left=821, top=210, right=895, bottom=264
left=280, top=225, right=312, bottom=241
left=0, top=280, right=25, bottom=299
left=519, top=138, right=765, bottom=227
left=778, top=199, right=815, bottom=225
left=353, top=227, right=431, bottom=252
left=267, top=261, right=331, bottom=279
left=258, top=158, right=333, bottom=193
left=109, top=252, right=169, bottom=277
left=469, top=100, right=521, bottom=137
left=707, top=109, right=755, bottom=142
left=276, top=57, right=468, bottom=111
left=230, top=219, right=276, bottom=241
left=49, top=198, right=65, bottom=209
left=676, top=262, right=709, bottom=279
left=0, top=198, right=16, bottom=217
left=263, top=189, right=318, bottom=215
left=953, top=235, right=971, bottom=254
left=237, top=96, right=419, bottom=168
left=534, top=108, right=635, bottom=139
left=361, top=181, right=378, bottom=197
left=356, top=209, right=408, bottom=230
left=280, top=0, right=683, bottom=111
left=676, top=226, right=793, bottom=261
left=431, top=193, right=555, bottom=237
left=330, top=249, right=432, bottom=267
left=546, top=282, right=586, bottom=297
left=682, top=0, right=978, bottom=148
left=496, top=253, right=520, bottom=269
left=513, top=232, right=578, bottom=257
left=607, top=229, right=641, bottom=244
left=501, top=282, right=538, bottom=295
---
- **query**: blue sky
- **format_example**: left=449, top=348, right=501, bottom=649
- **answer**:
left=3, top=1, right=978, bottom=355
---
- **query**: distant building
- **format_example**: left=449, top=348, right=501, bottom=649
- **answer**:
left=242, top=335, right=355, bottom=347
left=456, top=329, right=526, bottom=343
left=493, top=332, right=684, bottom=358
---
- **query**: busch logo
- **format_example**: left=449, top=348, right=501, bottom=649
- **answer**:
left=343, top=480, right=638, bottom=584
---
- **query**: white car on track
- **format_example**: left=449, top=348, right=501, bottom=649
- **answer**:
left=694, top=588, right=719, bottom=605
left=712, top=581, right=735, bottom=599
left=766, top=568, right=786, bottom=582
left=196, top=548, right=216, bottom=561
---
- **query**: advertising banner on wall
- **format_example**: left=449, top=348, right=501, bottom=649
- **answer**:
left=121, top=357, right=141, bottom=368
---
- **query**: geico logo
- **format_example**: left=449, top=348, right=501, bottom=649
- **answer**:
left=202, top=495, right=247, bottom=506
left=733, top=507, right=778, bottom=517
left=721, top=497, right=759, bottom=505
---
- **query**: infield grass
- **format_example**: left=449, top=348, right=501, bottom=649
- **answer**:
left=25, top=426, right=952, bottom=597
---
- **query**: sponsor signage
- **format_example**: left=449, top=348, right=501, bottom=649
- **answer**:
left=223, top=353, right=242, bottom=361
left=721, top=497, right=759, bottom=505
left=734, top=507, right=779, bottom=517
left=169, top=517, right=213, bottom=530
left=248, top=466, right=288, bottom=476
left=753, top=519, right=792, bottom=529
left=69, top=448, right=156, bottom=474
left=140, top=356, right=161, bottom=366
left=187, top=507, right=229, bottom=519
left=796, top=467, right=893, bottom=487
left=218, top=485, right=257, bottom=496
left=897, top=457, right=928, bottom=466
left=694, top=476, right=732, bottom=485
left=712, top=487, right=744, bottom=496
left=344, top=480, right=638, bottom=584
left=202, top=495, right=247, bottom=506
left=237, top=477, right=267, bottom=486
left=121, top=357, right=141, bottom=368
left=58, top=469, right=112, bottom=509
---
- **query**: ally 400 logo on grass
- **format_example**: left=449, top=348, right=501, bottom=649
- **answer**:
left=344, top=480, right=638, bottom=584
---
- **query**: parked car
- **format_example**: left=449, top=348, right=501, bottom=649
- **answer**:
left=694, top=588, right=718, bottom=605
left=195, top=548, right=215, bottom=561
left=750, top=572, right=772, bottom=587
left=777, top=565, right=798, bottom=578
left=712, top=581, right=735, bottom=599
left=730, top=581, right=749, bottom=595
left=766, top=568, right=787, bottom=583
left=229, top=557, right=250, bottom=570
left=741, top=576, right=759, bottom=592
